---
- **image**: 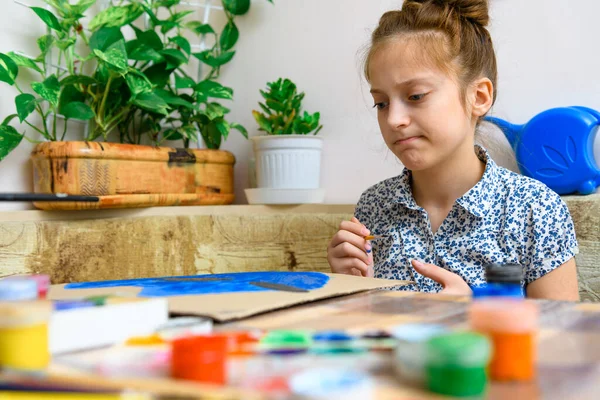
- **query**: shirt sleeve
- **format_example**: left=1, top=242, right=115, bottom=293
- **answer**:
left=524, top=189, right=579, bottom=284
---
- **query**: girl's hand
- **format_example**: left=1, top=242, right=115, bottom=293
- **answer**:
left=327, top=217, right=374, bottom=277
left=412, top=260, right=472, bottom=296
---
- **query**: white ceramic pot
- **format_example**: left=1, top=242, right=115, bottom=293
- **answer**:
left=251, top=135, right=323, bottom=189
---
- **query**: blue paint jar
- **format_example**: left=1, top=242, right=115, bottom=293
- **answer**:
left=53, top=300, right=96, bottom=311
left=312, top=331, right=360, bottom=354
left=472, top=263, right=523, bottom=299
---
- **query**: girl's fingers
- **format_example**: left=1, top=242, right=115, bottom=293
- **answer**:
left=339, top=220, right=370, bottom=238
left=336, top=258, right=369, bottom=276
left=329, top=229, right=370, bottom=255
left=412, top=260, right=472, bottom=295
left=328, top=217, right=373, bottom=278
left=329, top=240, right=370, bottom=265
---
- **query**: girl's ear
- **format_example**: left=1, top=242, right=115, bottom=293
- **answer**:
left=470, top=77, right=494, bottom=119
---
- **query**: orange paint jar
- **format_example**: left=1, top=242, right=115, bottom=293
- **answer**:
left=171, top=335, right=228, bottom=385
left=469, top=300, right=538, bottom=381
left=222, top=331, right=259, bottom=356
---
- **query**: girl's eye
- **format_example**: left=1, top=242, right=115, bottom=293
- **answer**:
left=373, top=102, right=389, bottom=110
left=408, top=93, right=427, bottom=101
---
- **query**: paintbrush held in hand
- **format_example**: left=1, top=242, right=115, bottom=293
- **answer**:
left=364, top=235, right=387, bottom=241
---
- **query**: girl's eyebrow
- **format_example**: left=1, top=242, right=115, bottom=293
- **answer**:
left=370, top=77, right=437, bottom=94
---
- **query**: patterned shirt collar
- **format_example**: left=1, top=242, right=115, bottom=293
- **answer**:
left=394, top=145, right=498, bottom=219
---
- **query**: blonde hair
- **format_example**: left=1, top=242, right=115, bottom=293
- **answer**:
left=364, top=0, right=498, bottom=108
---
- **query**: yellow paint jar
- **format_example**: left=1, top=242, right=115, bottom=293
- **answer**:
left=0, top=301, right=52, bottom=371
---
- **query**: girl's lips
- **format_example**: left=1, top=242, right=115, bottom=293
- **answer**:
left=394, top=136, right=421, bottom=145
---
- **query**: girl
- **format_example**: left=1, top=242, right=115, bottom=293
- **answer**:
left=327, top=0, right=580, bottom=301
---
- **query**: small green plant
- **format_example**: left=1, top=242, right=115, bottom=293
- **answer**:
left=252, top=78, right=322, bottom=136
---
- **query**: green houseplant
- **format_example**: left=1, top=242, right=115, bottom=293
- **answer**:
left=252, top=78, right=322, bottom=136
left=246, top=78, right=325, bottom=204
left=0, top=0, right=272, bottom=209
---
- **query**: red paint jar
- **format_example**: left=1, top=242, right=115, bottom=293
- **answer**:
left=171, top=334, right=228, bottom=385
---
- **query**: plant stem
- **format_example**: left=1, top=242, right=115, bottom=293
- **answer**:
left=78, top=28, right=90, bottom=46
left=97, top=74, right=114, bottom=130
left=60, top=117, right=68, bottom=141
left=104, top=107, right=129, bottom=130
left=39, top=107, right=50, bottom=138
left=176, top=67, right=193, bottom=80
left=132, top=112, right=137, bottom=143
left=24, top=120, right=51, bottom=140
left=52, top=109, right=57, bottom=141
left=21, top=135, right=43, bottom=144
left=13, top=82, right=24, bottom=94
left=87, top=86, right=98, bottom=101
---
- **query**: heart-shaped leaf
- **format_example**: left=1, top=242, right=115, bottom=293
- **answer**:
left=195, top=80, right=233, bottom=100
left=0, top=53, right=18, bottom=85
left=90, top=27, right=124, bottom=52
left=220, top=21, right=239, bottom=51
left=7, top=52, right=42, bottom=73
left=31, top=75, right=60, bottom=107
left=62, top=102, right=94, bottom=120
left=15, top=93, right=36, bottom=122
left=31, top=7, right=64, bottom=32
left=0, top=125, right=23, bottom=161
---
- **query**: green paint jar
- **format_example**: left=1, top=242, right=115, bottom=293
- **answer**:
left=260, top=330, right=312, bottom=355
left=426, top=332, right=491, bottom=398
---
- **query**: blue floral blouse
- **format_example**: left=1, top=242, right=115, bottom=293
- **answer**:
left=354, top=146, right=579, bottom=292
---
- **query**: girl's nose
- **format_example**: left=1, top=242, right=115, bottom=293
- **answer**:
left=387, top=103, right=410, bottom=129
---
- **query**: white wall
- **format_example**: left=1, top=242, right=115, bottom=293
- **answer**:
left=1, top=0, right=599, bottom=210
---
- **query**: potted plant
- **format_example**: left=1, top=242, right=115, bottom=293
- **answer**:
left=0, top=0, right=271, bottom=210
left=247, top=78, right=324, bottom=204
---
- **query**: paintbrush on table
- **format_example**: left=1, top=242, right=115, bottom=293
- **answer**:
left=0, top=193, right=99, bottom=202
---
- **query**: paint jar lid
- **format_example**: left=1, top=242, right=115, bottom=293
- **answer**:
left=426, top=332, right=491, bottom=367
left=6, top=275, right=50, bottom=298
left=54, top=300, right=96, bottom=311
left=29, top=274, right=50, bottom=296
left=313, top=331, right=353, bottom=342
left=393, top=324, right=448, bottom=384
left=0, top=301, right=53, bottom=327
left=361, top=330, right=393, bottom=340
left=289, top=368, right=373, bottom=399
left=469, top=299, right=539, bottom=333
left=171, top=334, right=228, bottom=383
left=172, top=334, right=229, bottom=355
left=485, top=263, right=523, bottom=284
left=260, top=330, right=312, bottom=349
left=391, top=323, right=447, bottom=342
left=0, top=278, right=38, bottom=301
left=221, top=331, right=260, bottom=356
left=156, top=317, right=213, bottom=340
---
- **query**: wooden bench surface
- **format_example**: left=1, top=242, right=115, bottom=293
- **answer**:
left=0, top=195, right=598, bottom=301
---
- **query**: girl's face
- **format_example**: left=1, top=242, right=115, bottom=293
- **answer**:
left=368, top=39, right=478, bottom=172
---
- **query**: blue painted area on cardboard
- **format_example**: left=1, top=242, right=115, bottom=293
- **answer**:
left=65, top=272, right=330, bottom=297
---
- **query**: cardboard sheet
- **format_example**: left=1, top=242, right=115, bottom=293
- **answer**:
left=49, top=272, right=408, bottom=322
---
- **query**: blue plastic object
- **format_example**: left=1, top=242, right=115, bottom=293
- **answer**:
left=485, top=106, right=600, bottom=195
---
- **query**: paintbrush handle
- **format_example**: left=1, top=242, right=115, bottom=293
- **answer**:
left=0, top=193, right=99, bottom=202
left=364, top=235, right=386, bottom=241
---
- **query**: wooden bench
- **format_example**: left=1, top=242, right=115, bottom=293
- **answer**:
left=0, top=195, right=598, bottom=301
